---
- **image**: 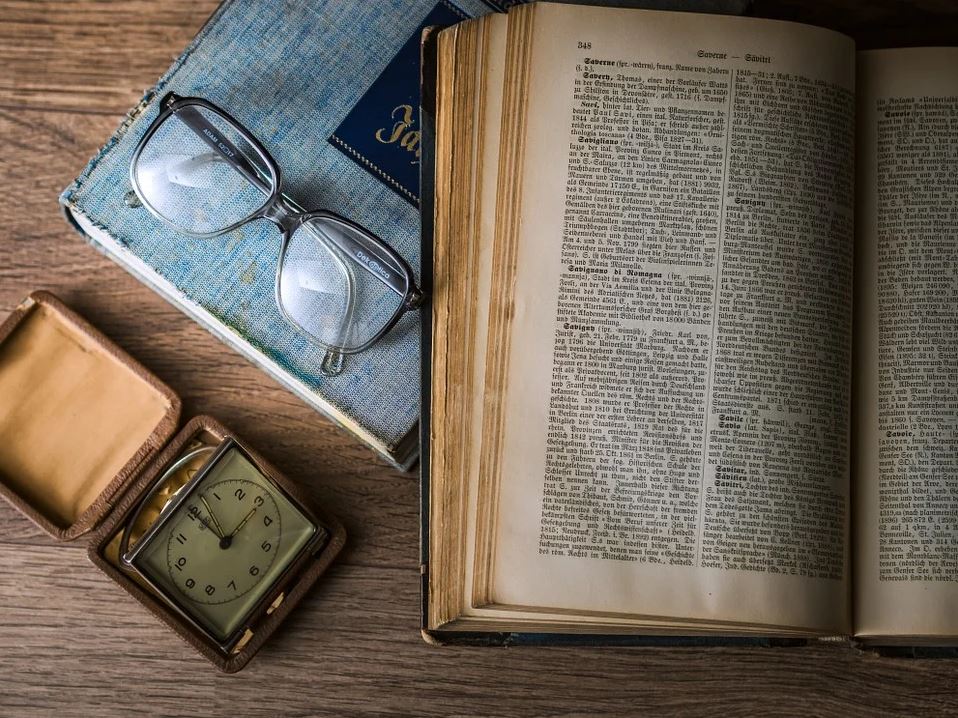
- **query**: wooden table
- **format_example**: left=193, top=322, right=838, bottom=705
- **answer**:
left=1, top=1, right=956, bottom=715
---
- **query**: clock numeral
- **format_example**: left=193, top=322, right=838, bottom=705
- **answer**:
left=228, top=580, right=237, bottom=591
left=249, top=565, right=260, bottom=576
left=186, top=578, right=196, bottom=589
left=205, top=584, right=216, bottom=596
left=261, top=540, right=272, bottom=552
left=253, top=495, right=264, bottom=508
left=234, top=488, right=247, bottom=501
left=176, top=533, right=187, bottom=545
left=213, top=492, right=222, bottom=501
left=175, top=556, right=187, bottom=571
left=263, top=514, right=273, bottom=527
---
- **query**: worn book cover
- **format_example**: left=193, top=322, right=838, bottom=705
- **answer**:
left=59, top=0, right=511, bottom=469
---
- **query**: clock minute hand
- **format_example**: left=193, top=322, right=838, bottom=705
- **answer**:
left=228, top=506, right=258, bottom=538
left=199, top=495, right=226, bottom=539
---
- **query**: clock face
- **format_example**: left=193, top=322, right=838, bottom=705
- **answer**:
left=166, top=479, right=281, bottom=604
left=129, top=443, right=318, bottom=644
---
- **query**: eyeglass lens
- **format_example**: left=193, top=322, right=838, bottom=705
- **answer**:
left=132, top=105, right=275, bottom=235
left=279, top=216, right=409, bottom=352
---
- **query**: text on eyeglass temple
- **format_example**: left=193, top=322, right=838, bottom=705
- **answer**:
left=202, top=127, right=236, bottom=159
left=355, top=249, right=392, bottom=282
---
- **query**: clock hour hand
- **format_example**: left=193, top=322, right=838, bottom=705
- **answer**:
left=228, top=506, right=258, bottom=539
left=199, top=494, right=226, bottom=539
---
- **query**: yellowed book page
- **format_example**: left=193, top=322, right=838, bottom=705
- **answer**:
left=461, top=13, right=509, bottom=619
left=487, top=3, right=855, bottom=632
left=854, top=47, right=958, bottom=639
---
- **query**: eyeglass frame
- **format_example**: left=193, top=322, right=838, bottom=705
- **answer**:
left=129, top=92, right=425, bottom=363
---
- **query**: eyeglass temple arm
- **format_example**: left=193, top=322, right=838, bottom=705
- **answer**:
left=285, top=195, right=425, bottom=307
left=289, top=203, right=411, bottom=300
left=173, top=105, right=273, bottom=196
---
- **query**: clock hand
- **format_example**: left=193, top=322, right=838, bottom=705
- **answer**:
left=199, top=494, right=226, bottom=539
left=190, top=508, right=222, bottom=540
left=228, top=506, right=258, bottom=538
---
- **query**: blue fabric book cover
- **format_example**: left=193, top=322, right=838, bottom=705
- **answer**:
left=60, top=0, right=511, bottom=469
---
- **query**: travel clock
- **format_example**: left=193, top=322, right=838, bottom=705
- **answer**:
left=120, top=437, right=327, bottom=651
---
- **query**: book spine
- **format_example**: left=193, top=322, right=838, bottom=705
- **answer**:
left=418, top=25, right=441, bottom=630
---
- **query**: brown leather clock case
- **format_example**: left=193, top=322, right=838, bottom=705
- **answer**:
left=88, top=415, right=347, bottom=673
left=0, top=291, right=346, bottom=673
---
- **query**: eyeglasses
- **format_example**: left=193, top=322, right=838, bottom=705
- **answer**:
left=129, top=93, right=424, bottom=376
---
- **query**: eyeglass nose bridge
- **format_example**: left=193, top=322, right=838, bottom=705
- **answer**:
left=262, top=194, right=302, bottom=234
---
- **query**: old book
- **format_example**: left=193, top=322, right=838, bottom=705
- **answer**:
left=58, top=0, right=515, bottom=470
left=423, top=2, right=958, bottom=644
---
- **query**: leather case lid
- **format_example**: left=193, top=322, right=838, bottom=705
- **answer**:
left=0, top=290, right=181, bottom=540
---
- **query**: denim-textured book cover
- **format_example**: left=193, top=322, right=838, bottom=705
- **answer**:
left=60, top=0, right=513, bottom=469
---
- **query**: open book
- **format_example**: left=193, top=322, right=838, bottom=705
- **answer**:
left=424, top=1, right=958, bottom=643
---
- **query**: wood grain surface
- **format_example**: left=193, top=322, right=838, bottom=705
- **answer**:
left=1, top=1, right=957, bottom=715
